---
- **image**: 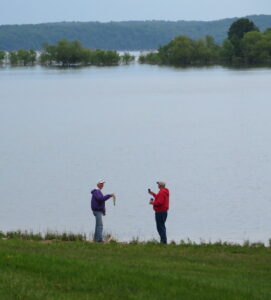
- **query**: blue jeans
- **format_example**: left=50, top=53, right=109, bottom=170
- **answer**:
left=155, top=211, right=168, bottom=244
left=93, top=211, right=103, bottom=242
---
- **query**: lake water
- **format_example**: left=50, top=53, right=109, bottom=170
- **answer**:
left=0, top=63, right=271, bottom=244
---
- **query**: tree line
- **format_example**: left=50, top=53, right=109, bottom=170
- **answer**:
left=1, top=19, right=270, bottom=67
left=139, top=18, right=271, bottom=66
left=0, top=40, right=135, bottom=66
left=0, top=16, right=271, bottom=51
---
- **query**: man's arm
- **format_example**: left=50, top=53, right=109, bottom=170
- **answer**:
left=93, top=190, right=112, bottom=202
left=152, top=191, right=165, bottom=207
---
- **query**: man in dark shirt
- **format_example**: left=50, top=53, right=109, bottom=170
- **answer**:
left=91, top=180, right=115, bottom=242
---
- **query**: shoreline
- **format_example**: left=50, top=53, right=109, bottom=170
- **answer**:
left=1, top=230, right=270, bottom=247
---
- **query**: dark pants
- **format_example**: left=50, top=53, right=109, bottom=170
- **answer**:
left=155, top=211, right=168, bottom=244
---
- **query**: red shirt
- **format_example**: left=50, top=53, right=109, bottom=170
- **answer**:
left=152, top=188, right=169, bottom=212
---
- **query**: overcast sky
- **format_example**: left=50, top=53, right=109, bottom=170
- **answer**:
left=0, top=0, right=270, bottom=25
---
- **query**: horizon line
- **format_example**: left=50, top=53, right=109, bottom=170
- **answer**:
left=0, top=14, right=269, bottom=27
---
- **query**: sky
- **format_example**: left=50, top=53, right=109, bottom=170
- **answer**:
left=0, top=0, right=270, bottom=25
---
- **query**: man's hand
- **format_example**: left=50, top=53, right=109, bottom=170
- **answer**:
left=103, top=212, right=106, bottom=216
left=149, top=200, right=154, bottom=205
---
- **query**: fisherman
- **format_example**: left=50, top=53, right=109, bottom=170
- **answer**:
left=91, top=180, right=115, bottom=242
left=148, top=181, right=169, bottom=244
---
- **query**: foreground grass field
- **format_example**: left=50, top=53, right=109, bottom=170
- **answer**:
left=0, top=239, right=270, bottom=300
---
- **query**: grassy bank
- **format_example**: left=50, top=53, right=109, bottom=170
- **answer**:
left=0, top=238, right=270, bottom=300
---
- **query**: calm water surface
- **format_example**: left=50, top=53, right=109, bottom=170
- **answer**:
left=0, top=64, right=271, bottom=244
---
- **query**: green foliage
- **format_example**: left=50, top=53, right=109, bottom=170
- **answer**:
left=40, top=43, right=56, bottom=65
left=159, top=35, right=194, bottom=65
left=8, top=51, right=18, bottom=64
left=219, top=39, right=235, bottom=63
left=129, top=236, right=140, bottom=244
left=121, top=52, right=135, bottom=64
left=242, top=31, right=265, bottom=63
left=141, top=19, right=271, bottom=66
left=0, top=230, right=86, bottom=242
left=0, top=50, right=6, bottom=63
left=92, top=49, right=120, bottom=65
left=193, top=35, right=219, bottom=63
left=227, top=18, right=259, bottom=59
left=40, top=40, right=121, bottom=66
left=228, top=18, right=259, bottom=40
left=142, top=35, right=220, bottom=65
left=8, top=49, right=36, bottom=65
left=221, top=25, right=271, bottom=64
left=44, top=231, right=86, bottom=241
left=139, top=52, right=161, bottom=64
left=5, top=231, right=43, bottom=241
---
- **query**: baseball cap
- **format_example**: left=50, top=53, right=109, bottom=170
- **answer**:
left=156, top=181, right=166, bottom=186
left=97, top=180, right=106, bottom=184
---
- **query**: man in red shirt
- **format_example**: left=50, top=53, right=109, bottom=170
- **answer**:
left=149, top=181, right=169, bottom=244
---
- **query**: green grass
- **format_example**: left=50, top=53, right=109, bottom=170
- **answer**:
left=0, top=238, right=270, bottom=300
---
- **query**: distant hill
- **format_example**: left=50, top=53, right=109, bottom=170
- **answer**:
left=0, top=15, right=271, bottom=51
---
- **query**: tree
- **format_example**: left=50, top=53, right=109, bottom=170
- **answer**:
left=102, top=50, right=120, bottom=65
left=242, top=31, right=263, bottom=63
left=253, top=30, right=271, bottom=63
left=7, top=49, right=37, bottom=65
left=55, top=40, right=73, bottom=66
left=9, top=51, right=19, bottom=65
left=16, top=49, right=37, bottom=65
left=219, top=39, right=235, bottom=63
left=227, top=18, right=259, bottom=59
left=68, top=40, right=84, bottom=64
left=193, top=36, right=219, bottom=64
left=41, top=40, right=85, bottom=66
left=121, top=52, right=135, bottom=64
left=17, top=49, right=30, bottom=65
left=139, top=52, right=161, bottom=64
left=40, top=43, right=57, bottom=65
left=28, top=49, right=37, bottom=65
left=39, top=40, right=122, bottom=66
left=158, top=35, right=194, bottom=65
left=0, top=50, right=6, bottom=63
left=228, top=18, right=259, bottom=40
left=193, top=38, right=211, bottom=63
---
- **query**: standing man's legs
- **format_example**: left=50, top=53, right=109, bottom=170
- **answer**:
left=93, top=211, right=103, bottom=242
left=155, top=211, right=168, bottom=244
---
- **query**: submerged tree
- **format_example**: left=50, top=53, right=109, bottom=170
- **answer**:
left=139, top=52, right=161, bottom=64
left=219, top=39, right=235, bottom=63
left=121, top=52, right=135, bottom=64
left=227, top=18, right=259, bottom=60
left=141, top=35, right=220, bottom=65
left=40, top=40, right=122, bottom=66
left=0, top=50, right=6, bottom=63
left=8, top=49, right=37, bottom=65
left=241, top=30, right=271, bottom=64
